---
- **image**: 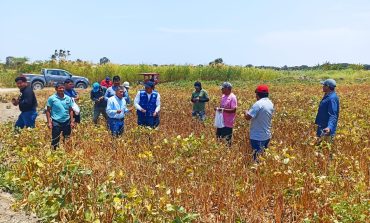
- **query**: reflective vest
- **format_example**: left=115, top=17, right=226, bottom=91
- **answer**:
left=137, top=90, right=158, bottom=123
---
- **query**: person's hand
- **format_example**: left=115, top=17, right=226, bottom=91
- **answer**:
left=48, top=121, right=53, bottom=129
left=128, top=107, right=134, bottom=111
left=117, top=110, right=122, bottom=114
left=141, top=109, right=146, bottom=113
left=323, top=127, right=331, bottom=135
left=153, top=112, right=158, bottom=117
left=71, top=121, right=75, bottom=128
left=99, top=96, right=104, bottom=101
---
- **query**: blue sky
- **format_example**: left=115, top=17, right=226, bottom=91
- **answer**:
left=1, top=0, right=370, bottom=66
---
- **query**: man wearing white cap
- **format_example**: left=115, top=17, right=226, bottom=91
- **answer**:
left=315, top=79, right=340, bottom=141
left=123, top=81, right=131, bottom=104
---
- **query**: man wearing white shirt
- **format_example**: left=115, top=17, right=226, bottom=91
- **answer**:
left=134, top=81, right=161, bottom=128
left=106, top=86, right=132, bottom=136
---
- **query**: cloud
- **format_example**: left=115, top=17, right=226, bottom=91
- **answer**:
left=158, top=27, right=234, bottom=34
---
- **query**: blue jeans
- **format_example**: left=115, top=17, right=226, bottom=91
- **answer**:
left=15, top=110, right=38, bottom=129
left=192, top=111, right=206, bottom=121
left=108, top=118, right=124, bottom=137
left=250, top=139, right=270, bottom=161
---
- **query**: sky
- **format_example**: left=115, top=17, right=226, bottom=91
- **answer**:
left=1, top=0, right=370, bottom=66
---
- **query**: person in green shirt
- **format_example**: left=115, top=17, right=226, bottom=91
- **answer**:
left=191, top=81, right=209, bottom=121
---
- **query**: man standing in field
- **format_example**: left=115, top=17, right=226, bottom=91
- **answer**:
left=123, top=81, right=131, bottom=104
left=215, top=82, right=237, bottom=146
left=134, top=81, right=161, bottom=128
left=90, top=82, right=108, bottom=124
left=64, top=79, right=81, bottom=123
left=46, top=83, right=75, bottom=149
left=191, top=81, right=209, bottom=121
left=12, top=76, right=38, bottom=129
left=101, top=76, right=113, bottom=88
left=106, top=86, right=132, bottom=136
left=315, top=79, right=340, bottom=142
left=244, top=85, right=274, bottom=161
left=105, top=76, right=126, bottom=100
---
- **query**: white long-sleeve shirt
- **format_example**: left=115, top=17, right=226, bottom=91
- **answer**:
left=134, top=91, right=161, bottom=113
left=106, top=95, right=129, bottom=119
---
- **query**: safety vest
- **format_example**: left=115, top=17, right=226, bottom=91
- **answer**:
left=137, top=90, right=158, bottom=124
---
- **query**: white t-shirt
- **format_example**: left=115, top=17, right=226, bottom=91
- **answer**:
left=247, top=98, right=274, bottom=141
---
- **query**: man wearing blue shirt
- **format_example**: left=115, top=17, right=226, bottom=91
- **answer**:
left=106, top=86, right=132, bottom=136
left=46, top=83, right=75, bottom=149
left=315, top=79, right=340, bottom=141
left=244, top=85, right=274, bottom=161
left=104, top=76, right=129, bottom=103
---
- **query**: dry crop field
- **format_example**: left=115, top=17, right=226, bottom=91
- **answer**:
left=0, top=82, right=369, bottom=223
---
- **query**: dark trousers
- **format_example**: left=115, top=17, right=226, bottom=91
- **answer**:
left=250, top=139, right=270, bottom=161
left=216, top=127, right=233, bottom=146
left=138, top=116, right=160, bottom=128
left=51, top=120, right=71, bottom=149
left=108, top=118, right=124, bottom=137
left=15, top=110, right=38, bottom=129
left=93, top=106, right=108, bottom=124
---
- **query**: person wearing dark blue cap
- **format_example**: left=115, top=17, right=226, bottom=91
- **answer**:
left=315, top=79, right=340, bottom=141
left=134, top=81, right=161, bottom=128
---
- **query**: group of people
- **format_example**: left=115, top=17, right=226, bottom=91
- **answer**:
left=190, top=79, right=339, bottom=160
left=12, top=76, right=339, bottom=160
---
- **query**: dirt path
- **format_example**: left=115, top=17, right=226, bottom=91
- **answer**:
left=0, top=191, right=38, bottom=223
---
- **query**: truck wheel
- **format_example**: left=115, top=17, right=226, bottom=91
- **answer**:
left=76, top=82, right=87, bottom=89
left=32, top=81, right=44, bottom=90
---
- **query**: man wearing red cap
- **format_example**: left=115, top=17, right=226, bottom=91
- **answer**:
left=244, top=85, right=274, bottom=161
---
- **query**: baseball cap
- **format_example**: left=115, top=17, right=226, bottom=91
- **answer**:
left=92, top=82, right=100, bottom=92
left=255, top=84, right=269, bottom=93
left=194, top=81, right=202, bottom=88
left=220, top=82, right=232, bottom=89
left=105, top=76, right=110, bottom=81
left=320, top=79, right=336, bottom=88
left=144, top=81, right=155, bottom=88
left=123, top=81, right=130, bottom=88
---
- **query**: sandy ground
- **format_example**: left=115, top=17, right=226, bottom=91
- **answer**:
left=0, top=88, right=40, bottom=222
left=0, top=192, right=38, bottom=223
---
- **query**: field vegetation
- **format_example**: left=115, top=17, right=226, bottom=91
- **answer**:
left=0, top=80, right=369, bottom=222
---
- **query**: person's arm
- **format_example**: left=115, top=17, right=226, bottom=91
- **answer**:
left=154, top=93, right=161, bottom=115
left=245, top=102, right=260, bottom=121
left=45, top=97, right=53, bottom=129
left=223, top=96, right=237, bottom=113
left=124, top=91, right=131, bottom=104
left=199, top=91, right=209, bottom=103
left=73, top=89, right=79, bottom=101
left=19, top=89, right=34, bottom=109
left=90, top=91, right=97, bottom=102
left=69, top=107, right=75, bottom=128
left=106, top=98, right=120, bottom=118
left=104, top=88, right=111, bottom=101
left=324, top=98, right=339, bottom=134
left=134, top=91, right=144, bottom=112
left=46, top=106, right=53, bottom=129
